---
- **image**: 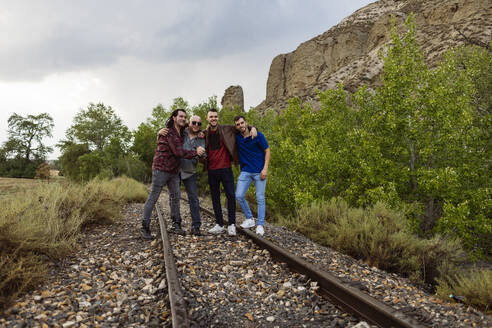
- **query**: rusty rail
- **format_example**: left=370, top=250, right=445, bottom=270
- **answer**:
left=156, top=203, right=190, bottom=328
left=194, top=199, right=424, bottom=328
left=237, top=227, right=424, bottom=328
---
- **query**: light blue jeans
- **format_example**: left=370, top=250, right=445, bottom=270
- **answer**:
left=235, top=171, right=266, bottom=226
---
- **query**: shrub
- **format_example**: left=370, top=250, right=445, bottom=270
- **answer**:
left=0, top=176, right=147, bottom=309
left=436, top=268, right=492, bottom=313
left=282, top=198, right=465, bottom=284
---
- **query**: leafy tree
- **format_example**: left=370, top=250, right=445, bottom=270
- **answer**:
left=132, top=97, right=195, bottom=169
left=58, top=142, right=91, bottom=180
left=57, top=102, right=145, bottom=181
left=132, top=122, right=158, bottom=167
left=2, top=113, right=54, bottom=161
left=192, top=96, right=218, bottom=122
left=170, top=97, right=190, bottom=112
left=266, top=15, right=491, bottom=255
left=0, top=113, right=53, bottom=178
left=64, top=103, right=131, bottom=151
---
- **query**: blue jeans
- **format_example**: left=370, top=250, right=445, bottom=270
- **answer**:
left=142, top=170, right=181, bottom=227
left=182, top=173, right=201, bottom=229
left=208, top=167, right=236, bottom=226
left=235, top=171, right=266, bottom=226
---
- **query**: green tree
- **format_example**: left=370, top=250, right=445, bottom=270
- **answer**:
left=0, top=113, right=54, bottom=178
left=64, top=103, right=131, bottom=151
left=58, top=142, right=90, bottom=180
left=2, top=113, right=54, bottom=161
left=265, top=15, right=491, bottom=255
left=131, top=97, right=194, bottom=169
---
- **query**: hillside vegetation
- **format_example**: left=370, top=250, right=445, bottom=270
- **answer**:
left=218, top=16, right=491, bottom=311
left=0, top=177, right=147, bottom=309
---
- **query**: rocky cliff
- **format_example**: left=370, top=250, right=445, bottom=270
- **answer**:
left=255, top=0, right=491, bottom=113
left=221, top=85, right=244, bottom=111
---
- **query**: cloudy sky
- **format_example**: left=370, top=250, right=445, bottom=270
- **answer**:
left=0, top=0, right=373, bottom=159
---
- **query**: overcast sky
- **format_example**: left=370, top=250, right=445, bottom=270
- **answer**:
left=0, top=0, right=374, bottom=159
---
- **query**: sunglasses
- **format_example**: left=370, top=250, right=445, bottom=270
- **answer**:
left=191, top=121, right=202, bottom=126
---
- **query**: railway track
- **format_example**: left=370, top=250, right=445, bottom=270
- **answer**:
left=155, top=194, right=424, bottom=328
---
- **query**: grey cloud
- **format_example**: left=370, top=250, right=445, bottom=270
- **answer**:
left=0, top=0, right=373, bottom=81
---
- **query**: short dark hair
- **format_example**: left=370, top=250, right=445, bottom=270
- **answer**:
left=208, top=108, right=218, bottom=113
left=166, top=108, right=186, bottom=128
left=234, top=115, right=246, bottom=122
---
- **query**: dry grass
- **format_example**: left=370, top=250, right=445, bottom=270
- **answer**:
left=0, top=176, right=147, bottom=309
left=279, top=198, right=492, bottom=312
left=279, top=198, right=465, bottom=283
left=0, top=177, right=43, bottom=197
left=436, top=268, right=492, bottom=314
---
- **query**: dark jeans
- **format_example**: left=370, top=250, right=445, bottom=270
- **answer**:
left=142, top=170, right=181, bottom=227
left=208, top=167, right=236, bottom=226
left=182, top=173, right=201, bottom=229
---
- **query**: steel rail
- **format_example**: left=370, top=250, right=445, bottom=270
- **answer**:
left=156, top=202, right=190, bottom=328
left=193, top=199, right=424, bottom=328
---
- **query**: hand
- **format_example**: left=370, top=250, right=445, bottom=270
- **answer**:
left=251, top=127, right=257, bottom=139
left=158, top=128, right=169, bottom=136
left=260, top=169, right=268, bottom=180
left=196, top=146, right=205, bottom=156
left=198, top=131, right=205, bottom=139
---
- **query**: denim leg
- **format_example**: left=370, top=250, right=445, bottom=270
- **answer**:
left=183, top=174, right=201, bottom=229
left=222, top=167, right=236, bottom=225
left=235, top=171, right=254, bottom=220
left=167, top=173, right=181, bottom=225
left=254, top=175, right=267, bottom=226
left=208, top=170, right=224, bottom=226
left=142, top=170, right=166, bottom=226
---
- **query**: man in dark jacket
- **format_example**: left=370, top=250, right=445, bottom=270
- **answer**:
left=141, top=109, right=205, bottom=240
left=205, top=108, right=256, bottom=236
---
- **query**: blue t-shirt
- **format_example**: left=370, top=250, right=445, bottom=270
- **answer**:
left=236, top=131, right=269, bottom=173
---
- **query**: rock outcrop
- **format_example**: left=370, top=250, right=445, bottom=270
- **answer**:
left=256, top=0, right=491, bottom=113
left=221, top=85, right=244, bottom=111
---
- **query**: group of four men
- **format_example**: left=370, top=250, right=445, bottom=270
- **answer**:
left=140, top=108, right=270, bottom=239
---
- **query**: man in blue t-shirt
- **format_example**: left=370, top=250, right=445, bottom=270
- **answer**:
left=233, top=115, right=271, bottom=236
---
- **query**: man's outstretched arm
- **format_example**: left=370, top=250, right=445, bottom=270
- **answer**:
left=260, top=148, right=270, bottom=180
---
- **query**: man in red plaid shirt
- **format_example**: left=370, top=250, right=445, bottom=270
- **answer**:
left=141, top=109, right=205, bottom=239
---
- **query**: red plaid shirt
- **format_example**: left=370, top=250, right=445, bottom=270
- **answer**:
left=152, top=126, right=197, bottom=173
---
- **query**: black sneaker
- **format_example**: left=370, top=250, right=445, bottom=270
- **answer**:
left=140, top=227, right=153, bottom=240
left=170, top=223, right=186, bottom=236
left=190, top=227, right=201, bottom=236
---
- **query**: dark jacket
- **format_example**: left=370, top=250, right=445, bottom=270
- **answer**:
left=152, top=126, right=196, bottom=174
left=204, top=125, right=239, bottom=170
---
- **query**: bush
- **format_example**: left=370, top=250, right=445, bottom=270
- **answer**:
left=0, top=177, right=147, bottom=309
left=282, top=198, right=465, bottom=284
left=436, top=268, right=492, bottom=313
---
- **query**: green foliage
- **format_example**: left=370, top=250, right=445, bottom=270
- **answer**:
left=282, top=199, right=465, bottom=285
left=0, top=113, right=54, bottom=178
left=131, top=104, right=172, bottom=169
left=63, top=102, right=131, bottom=151
left=191, top=95, right=219, bottom=123
left=58, top=143, right=90, bottom=180
left=436, top=267, right=492, bottom=313
left=58, top=102, right=150, bottom=182
left=2, top=113, right=54, bottom=161
left=266, top=15, right=491, bottom=256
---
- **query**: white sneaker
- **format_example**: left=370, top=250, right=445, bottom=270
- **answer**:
left=227, top=224, right=236, bottom=236
left=208, top=224, right=225, bottom=234
left=240, top=218, right=255, bottom=229
left=256, top=225, right=264, bottom=236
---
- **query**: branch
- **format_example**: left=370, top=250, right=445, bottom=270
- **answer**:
left=455, top=27, right=490, bottom=50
